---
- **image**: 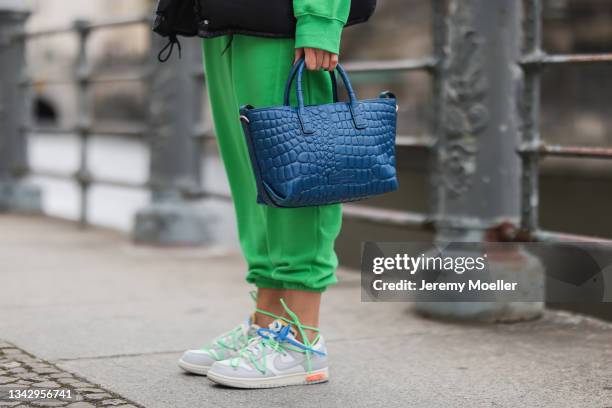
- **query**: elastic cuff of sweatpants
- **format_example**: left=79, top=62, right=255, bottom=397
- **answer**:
left=248, top=276, right=285, bottom=290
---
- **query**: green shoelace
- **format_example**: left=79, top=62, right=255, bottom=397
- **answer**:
left=201, top=291, right=286, bottom=360
left=230, top=298, right=323, bottom=374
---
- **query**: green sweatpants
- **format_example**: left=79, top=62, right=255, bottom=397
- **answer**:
left=202, top=36, right=343, bottom=292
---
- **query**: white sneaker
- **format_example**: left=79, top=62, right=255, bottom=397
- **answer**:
left=178, top=318, right=260, bottom=375
left=207, top=320, right=329, bottom=388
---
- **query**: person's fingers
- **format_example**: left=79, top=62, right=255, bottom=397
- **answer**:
left=315, top=49, right=324, bottom=70
left=322, top=52, right=331, bottom=71
left=304, top=48, right=338, bottom=71
left=329, top=53, right=339, bottom=71
left=294, top=48, right=304, bottom=63
left=304, top=48, right=317, bottom=70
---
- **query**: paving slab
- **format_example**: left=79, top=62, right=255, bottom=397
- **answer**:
left=1, top=215, right=612, bottom=408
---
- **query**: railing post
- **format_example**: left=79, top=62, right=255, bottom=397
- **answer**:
left=73, top=19, right=93, bottom=227
left=132, top=34, right=210, bottom=245
left=417, top=0, right=544, bottom=321
left=0, top=0, right=41, bottom=212
left=428, top=0, right=447, bottom=222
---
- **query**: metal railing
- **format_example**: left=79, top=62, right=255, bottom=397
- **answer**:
left=17, top=16, right=151, bottom=225
left=2, top=0, right=612, bottom=247
left=518, top=0, right=612, bottom=245
left=9, top=8, right=443, bottom=236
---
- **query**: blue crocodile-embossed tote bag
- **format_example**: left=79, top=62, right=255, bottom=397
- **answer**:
left=239, top=58, right=398, bottom=208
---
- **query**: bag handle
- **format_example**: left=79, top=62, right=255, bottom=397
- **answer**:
left=284, top=58, right=367, bottom=134
left=283, top=60, right=338, bottom=105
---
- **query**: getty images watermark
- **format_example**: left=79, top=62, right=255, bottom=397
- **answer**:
left=371, top=252, right=519, bottom=292
left=361, top=242, right=612, bottom=302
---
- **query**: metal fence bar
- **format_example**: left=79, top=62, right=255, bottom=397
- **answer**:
left=519, top=143, right=612, bottom=160
left=87, top=74, right=149, bottom=84
left=20, top=78, right=74, bottom=86
left=521, top=52, right=612, bottom=67
left=396, top=136, right=435, bottom=149
left=82, top=126, right=146, bottom=137
left=18, top=27, right=78, bottom=39
left=534, top=229, right=612, bottom=246
left=26, top=126, right=146, bottom=138
left=86, top=15, right=150, bottom=31
left=30, top=169, right=147, bottom=190
left=22, top=127, right=73, bottom=135
left=20, top=74, right=148, bottom=87
left=342, top=205, right=433, bottom=229
left=21, top=15, right=149, bottom=39
left=519, top=0, right=542, bottom=234
left=342, top=57, right=437, bottom=73
left=183, top=186, right=434, bottom=230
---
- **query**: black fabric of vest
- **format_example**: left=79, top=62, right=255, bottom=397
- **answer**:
left=153, top=0, right=199, bottom=38
left=153, top=0, right=377, bottom=40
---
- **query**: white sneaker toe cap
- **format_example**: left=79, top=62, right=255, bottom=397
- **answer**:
left=178, top=350, right=216, bottom=375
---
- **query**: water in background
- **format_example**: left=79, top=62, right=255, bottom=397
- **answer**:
left=26, top=132, right=240, bottom=249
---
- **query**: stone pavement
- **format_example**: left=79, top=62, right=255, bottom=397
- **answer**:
left=0, top=341, right=140, bottom=407
left=1, top=214, right=611, bottom=408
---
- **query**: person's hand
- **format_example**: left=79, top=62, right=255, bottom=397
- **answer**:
left=294, top=48, right=339, bottom=71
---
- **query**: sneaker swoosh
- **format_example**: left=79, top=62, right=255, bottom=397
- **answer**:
left=272, top=353, right=304, bottom=372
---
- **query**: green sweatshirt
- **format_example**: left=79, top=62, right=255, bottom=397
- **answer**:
left=293, top=0, right=351, bottom=54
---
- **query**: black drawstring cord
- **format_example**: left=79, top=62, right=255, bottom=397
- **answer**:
left=158, top=34, right=182, bottom=63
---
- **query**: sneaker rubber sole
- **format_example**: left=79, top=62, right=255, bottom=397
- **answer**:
left=207, top=367, right=329, bottom=389
left=178, top=358, right=211, bottom=375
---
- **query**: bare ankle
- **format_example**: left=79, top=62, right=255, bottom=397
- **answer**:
left=295, top=327, right=319, bottom=344
left=253, top=312, right=276, bottom=328
left=254, top=288, right=285, bottom=327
